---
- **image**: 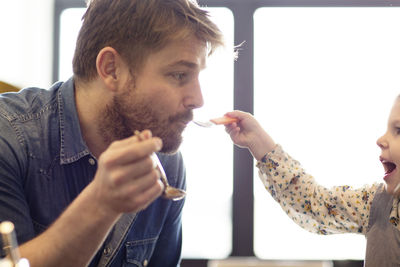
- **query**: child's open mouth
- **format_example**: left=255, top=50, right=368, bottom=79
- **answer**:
left=381, top=158, right=397, bottom=179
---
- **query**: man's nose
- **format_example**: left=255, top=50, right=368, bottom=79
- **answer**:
left=183, top=80, right=204, bottom=109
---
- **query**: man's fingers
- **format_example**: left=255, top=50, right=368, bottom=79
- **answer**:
left=135, top=129, right=152, bottom=140
left=100, top=136, right=162, bottom=168
left=93, top=129, right=166, bottom=214
left=135, top=179, right=165, bottom=211
left=110, top=156, right=156, bottom=186
left=119, top=174, right=164, bottom=212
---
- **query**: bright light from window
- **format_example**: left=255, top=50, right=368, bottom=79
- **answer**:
left=59, top=7, right=234, bottom=259
left=181, top=8, right=234, bottom=259
left=59, top=8, right=84, bottom=81
left=254, top=7, right=400, bottom=260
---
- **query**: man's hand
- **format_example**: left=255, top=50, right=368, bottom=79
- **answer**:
left=91, top=130, right=164, bottom=217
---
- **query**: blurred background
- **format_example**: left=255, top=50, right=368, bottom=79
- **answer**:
left=0, top=0, right=53, bottom=89
left=2, top=0, right=400, bottom=266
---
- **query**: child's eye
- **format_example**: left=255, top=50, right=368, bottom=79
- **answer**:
left=395, top=127, right=400, bottom=135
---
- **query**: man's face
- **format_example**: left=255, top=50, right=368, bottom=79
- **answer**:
left=100, top=36, right=207, bottom=153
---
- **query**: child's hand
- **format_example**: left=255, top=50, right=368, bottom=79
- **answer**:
left=224, top=110, right=276, bottom=161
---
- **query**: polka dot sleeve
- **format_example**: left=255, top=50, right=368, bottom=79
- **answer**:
left=256, top=145, right=379, bottom=235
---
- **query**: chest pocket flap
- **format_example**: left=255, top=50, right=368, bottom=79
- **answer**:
left=124, top=237, right=158, bottom=267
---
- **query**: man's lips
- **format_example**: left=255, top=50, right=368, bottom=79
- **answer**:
left=178, top=120, right=190, bottom=127
left=169, top=112, right=193, bottom=127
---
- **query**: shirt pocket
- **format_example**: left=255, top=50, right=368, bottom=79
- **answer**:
left=124, top=237, right=158, bottom=267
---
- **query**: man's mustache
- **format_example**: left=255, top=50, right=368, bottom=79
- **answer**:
left=169, top=110, right=193, bottom=123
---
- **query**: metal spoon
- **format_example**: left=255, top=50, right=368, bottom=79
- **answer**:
left=134, top=131, right=186, bottom=201
left=150, top=152, right=186, bottom=201
left=192, top=116, right=238, bottom=127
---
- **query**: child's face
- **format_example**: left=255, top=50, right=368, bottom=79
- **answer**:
left=377, top=97, right=400, bottom=196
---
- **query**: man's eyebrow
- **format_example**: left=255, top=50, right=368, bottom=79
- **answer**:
left=166, top=60, right=204, bottom=69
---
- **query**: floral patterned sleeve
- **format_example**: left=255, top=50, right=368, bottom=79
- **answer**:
left=256, top=145, right=380, bottom=235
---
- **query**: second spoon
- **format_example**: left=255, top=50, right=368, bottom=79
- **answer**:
left=134, top=131, right=186, bottom=201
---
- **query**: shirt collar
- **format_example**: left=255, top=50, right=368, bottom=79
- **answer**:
left=57, top=77, right=90, bottom=164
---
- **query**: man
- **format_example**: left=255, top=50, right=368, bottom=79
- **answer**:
left=0, top=0, right=224, bottom=266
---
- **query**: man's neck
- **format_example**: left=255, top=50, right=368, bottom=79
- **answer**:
left=74, top=79, right=110, bottom=158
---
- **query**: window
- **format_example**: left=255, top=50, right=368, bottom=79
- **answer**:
left=181, top=8, right=234, bottom=258
left=58, top=8, right=84, bottom=81
left=254, top=7, right=400, bottom=259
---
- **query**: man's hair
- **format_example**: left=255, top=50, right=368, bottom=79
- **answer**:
left=72, top=0, right=224, bottom=82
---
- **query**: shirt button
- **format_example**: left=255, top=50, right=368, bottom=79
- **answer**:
left=143, top=259, right=148, bottom=266
left=88, top=158, right=96, bottom=165
left=103, top=247, right=111, bottom=256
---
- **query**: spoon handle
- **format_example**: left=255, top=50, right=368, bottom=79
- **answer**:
left=134, top=130, right=169, bottom=187
left=150, top=153, right=169, bottom=187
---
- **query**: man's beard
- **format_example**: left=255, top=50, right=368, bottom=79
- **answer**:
left=98, top=88, right=193, bottom=154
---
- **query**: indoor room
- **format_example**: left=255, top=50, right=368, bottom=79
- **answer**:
left=1, top=0, right=400, bottom=266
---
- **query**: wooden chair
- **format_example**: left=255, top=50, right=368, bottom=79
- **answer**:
left=0, top=81, right=20, bottom=93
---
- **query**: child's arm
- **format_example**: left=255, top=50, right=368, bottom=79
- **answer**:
left=224, top=110, right=377, bottom=235
left=257, top=144, right=378, bottom=235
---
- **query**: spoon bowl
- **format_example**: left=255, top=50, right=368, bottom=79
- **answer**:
left=163, top=186, right=186, bottom=201
left=192, top=116, right=238, bottom=127
left=150, top=153, right=186, bottom=201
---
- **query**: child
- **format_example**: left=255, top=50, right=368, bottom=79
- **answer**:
left=224, top=96, right=400, bottom=266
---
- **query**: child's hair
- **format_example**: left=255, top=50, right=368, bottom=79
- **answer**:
left=72, top=0, right=224, bottom=82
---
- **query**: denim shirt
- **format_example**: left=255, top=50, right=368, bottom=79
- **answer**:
left=0, top=78, right=186, bottom=267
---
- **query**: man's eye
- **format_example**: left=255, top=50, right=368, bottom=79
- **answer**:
left=395, top=127, right=400, bottom=135
left=171, top=72, right=186, bottom=80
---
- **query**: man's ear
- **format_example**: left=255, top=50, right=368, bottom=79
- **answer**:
left=96, top=47, right=126, bottom=92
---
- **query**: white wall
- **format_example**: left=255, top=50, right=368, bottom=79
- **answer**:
left=0, top=0, right=54, bottom=89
